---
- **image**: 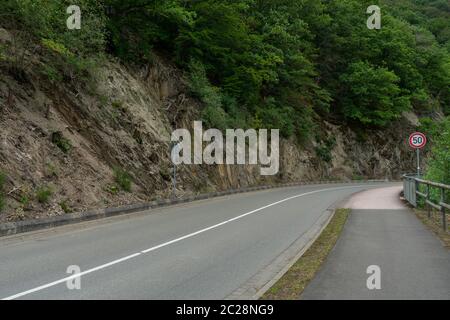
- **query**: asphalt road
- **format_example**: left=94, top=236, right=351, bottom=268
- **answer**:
left=0, top=182, right=395, bottom=300
left=302, top=186, right=450, bottom=300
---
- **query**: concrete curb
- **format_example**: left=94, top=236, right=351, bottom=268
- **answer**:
left=226, top=193, right=356, bottom=300
left=0, top=179, right=392, bottom=237
left=226, top=206, right=336, bottom=300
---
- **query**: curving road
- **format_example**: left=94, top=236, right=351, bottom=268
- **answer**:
left=0, top=182, right=397, bottom=300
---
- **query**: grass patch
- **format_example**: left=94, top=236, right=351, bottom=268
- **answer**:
left=59, top=200, right=72, bottom=213
left=413, top=209, right=450, bottom=248
left=19, top=194, right=30, bottom=206
left=113, top=167, right=132, bottom=192
left=36, top=186, right=53, bottom=204
left=261, top=208, right=350, bottom=300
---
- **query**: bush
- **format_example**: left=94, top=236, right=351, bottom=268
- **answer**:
left=201, top=105, right=229, bottom=131
left=40, top=63, right=63, bottom=84
left=315, top=137, right=336, bottom=163
left=51, top=131, right=72, bottom=153
left=415, top=117, right=450, bottom=206
left=188, top=60, right=232, bottom=130
left=19, top=195, right=29, bottom=206
left=159, top=166, right=172, bottom=182
left=424, top=117, right=450, bottom=186
left=255, top=99, right=295, bottom=138
left=113, top=167, right=132, bottom=192
left=59, top=200, right=71, bottom=213
left=36, top=186, right=53, bottom=203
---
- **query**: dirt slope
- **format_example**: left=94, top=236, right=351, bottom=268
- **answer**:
left=0, top=28, right=418, bottom=222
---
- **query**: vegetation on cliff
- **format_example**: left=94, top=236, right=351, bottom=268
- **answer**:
left=1, top=1, right=449, bottom=136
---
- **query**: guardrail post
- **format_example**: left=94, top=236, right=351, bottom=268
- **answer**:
left=441, top=188, right=447, bottom=232
left=414, top=178, right=419, bottom=207
left=403, top=178, right=407, bottom=201
left=426, top=184, right=431, bottom=218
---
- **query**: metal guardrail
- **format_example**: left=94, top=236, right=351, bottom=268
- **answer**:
left=403, top=174, right=449, bottom=231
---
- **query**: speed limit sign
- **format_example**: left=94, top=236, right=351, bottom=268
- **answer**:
left=409, top=132, right=427, bottom=149
left=409, top=132, right=426, bottom=176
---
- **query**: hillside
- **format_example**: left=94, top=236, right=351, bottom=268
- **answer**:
left=0, top=0, right=449, bottom=222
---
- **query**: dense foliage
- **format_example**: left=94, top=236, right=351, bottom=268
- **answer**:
left=0, top=1, right=449, bottom=168
left=102, top=0, right=450, bottom=136
left=1, top=0, right=449, bottom=137
left=420, top=117, right=450, bottom=185
left=1, top=0, right=106, bottom=56
left=417, top=116, right=450, bottom=204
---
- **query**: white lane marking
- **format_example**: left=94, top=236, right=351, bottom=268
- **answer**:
left=2, top=252, right=141, bottom=300
left=2, top=184, right=379, bottom=300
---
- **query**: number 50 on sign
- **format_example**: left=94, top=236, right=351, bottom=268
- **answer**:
left=409, top=132, right=427, bottom=149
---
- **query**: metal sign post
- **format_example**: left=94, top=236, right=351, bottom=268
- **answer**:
left=170, top=141, right=181, bottom=199
left=173, top=162, right=177, bottom=199
left=408, top=132, right=427, bottom=177
left=416, top=148, right=420, bottom=177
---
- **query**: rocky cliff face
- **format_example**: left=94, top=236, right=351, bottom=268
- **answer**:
left=0, top=28, right=418, bottom=222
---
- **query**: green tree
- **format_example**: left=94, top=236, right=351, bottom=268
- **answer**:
left=339, top=61, right=409, bottom=126
left=105, top=0, right=194, bottom=61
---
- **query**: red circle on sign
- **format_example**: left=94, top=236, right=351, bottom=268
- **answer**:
left=409, top=132, right=427, bottom=149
